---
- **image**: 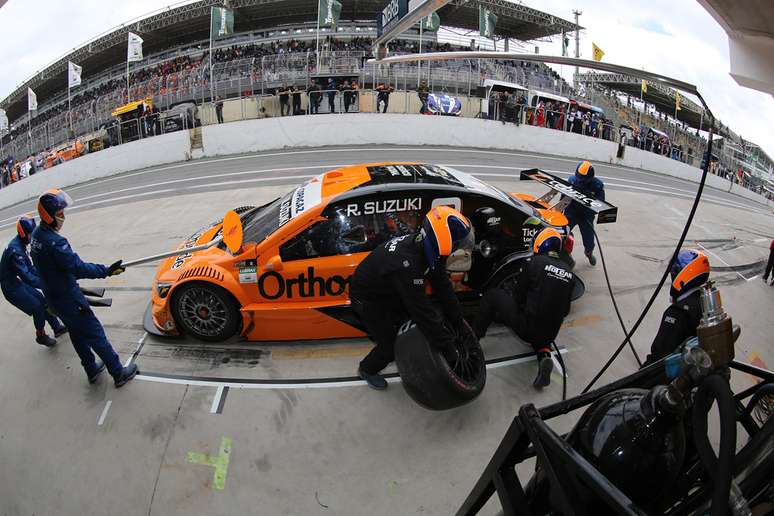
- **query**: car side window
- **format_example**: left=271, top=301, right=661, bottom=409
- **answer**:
left=279, top=205, right=423, bottom=261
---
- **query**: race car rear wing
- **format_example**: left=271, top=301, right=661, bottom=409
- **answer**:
left=520, top=168, right=618, bottom=224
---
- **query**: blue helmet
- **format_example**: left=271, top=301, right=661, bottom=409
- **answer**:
left=37, top=189, right=73, bottom=229
left=16, top=216, right=36, bottom=242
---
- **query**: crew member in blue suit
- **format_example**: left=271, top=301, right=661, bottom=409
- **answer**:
left=1, top=215, right=67, bottom=347
left=564, top=160, right=605, bottom=266
left=30, top=189, right=138, bottom=387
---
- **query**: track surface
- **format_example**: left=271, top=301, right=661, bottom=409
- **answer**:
left=2, top=145, right=773, bottom=516
left=0, top=145, right=767, bottom=228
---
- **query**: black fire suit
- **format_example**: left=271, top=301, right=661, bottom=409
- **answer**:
left=350, top=233, right=463, bottom=375
left=474, top=253, right=573, bottom=350
left=645, top=288, right=703, bottom=364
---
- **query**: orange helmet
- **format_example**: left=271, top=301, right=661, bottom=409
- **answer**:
left=421, top=206, right=473, bottom=269
left=575, top=160, right=595, bottom=180
left=670, top=250, right=710, bottom=299
left=533, top=227, right=562, bottom=255
left=37, top=188, right=72, bottom=227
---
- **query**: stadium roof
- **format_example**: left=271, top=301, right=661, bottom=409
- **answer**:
left=574, top=71, right=717, bottom=134
left=0, top=0, right=577, bottom=121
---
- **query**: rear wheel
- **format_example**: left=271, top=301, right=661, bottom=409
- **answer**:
left=171, top=282, right=241, bottom=342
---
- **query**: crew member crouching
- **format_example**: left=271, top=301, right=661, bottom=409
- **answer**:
left=350, top=206, right=476, bottom=390
left=645, top=249, right=709, bottom=364
left=473, top=228, right=574, bottom=388
left=0, top=215, right=67, bottom=347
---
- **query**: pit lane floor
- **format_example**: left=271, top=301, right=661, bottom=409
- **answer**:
left=1, top=146, right=773, bottom=515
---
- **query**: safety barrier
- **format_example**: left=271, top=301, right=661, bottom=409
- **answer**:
left=1, top=112, right=770, bottom=211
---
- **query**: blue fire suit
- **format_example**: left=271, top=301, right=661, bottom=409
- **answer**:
left=564, top=175, right=605, bottom=254
left=0, top=235, right=63, bottom=332
left=30, top=225, right=122, bottom=378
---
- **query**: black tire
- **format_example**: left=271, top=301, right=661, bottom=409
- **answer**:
left=570, top=274, right=586, bottom=302
left=394, top=321, right=486, bottom=410
left=171, top=282, right=241, bottom=342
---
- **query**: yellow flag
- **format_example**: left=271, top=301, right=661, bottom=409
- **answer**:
left=592, top=42, right=605, bottom=62
left=641, top=80, right=647, bottom=94
left=675, top=91, right=682, bottom=111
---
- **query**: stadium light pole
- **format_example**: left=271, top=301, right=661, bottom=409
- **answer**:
left=572, top=9, right=582, bottom=89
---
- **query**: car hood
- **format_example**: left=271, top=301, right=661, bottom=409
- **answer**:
left=155, top=219, right=226, bottom=283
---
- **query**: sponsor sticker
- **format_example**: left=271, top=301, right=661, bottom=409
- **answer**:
left=239, top=266, right=257, bottom=284
left=345, top=197, right=422, bottom=217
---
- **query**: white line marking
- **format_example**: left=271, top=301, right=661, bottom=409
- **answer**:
left=0, top=175, right=316, bottom=230
left=210, top=385, right=225, bottom=414
left=3, top=145, right=765, bottom=221
left=135, top=349, right=569, bottom=390
left=97, top=400, right=112, bottom=426
left=552, top=354, right=567, bottom=379
left=124, top=332, right=148, bottom=367
left=697, top=242, right=750, bottom=281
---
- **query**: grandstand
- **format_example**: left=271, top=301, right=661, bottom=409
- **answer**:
left=0, top=0, right=576, bottom=122
left=0, top=0, right=576, bottom=158
left=0, top=0, right=769, bottom=198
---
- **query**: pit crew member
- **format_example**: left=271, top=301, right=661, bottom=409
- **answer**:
left=564, top=160, right=605, bottom=266
left=1, top=215, right=67, bottom=347
left=473, top=228, right=574, bottom=389
left=645, top=249, right=709, bottom=364
left=350, top=206, right=475, bottom=390
left=30, top=189, right=138, bottom=387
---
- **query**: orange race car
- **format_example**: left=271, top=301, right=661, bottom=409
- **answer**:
left=144, top=163, right=617, bottom=342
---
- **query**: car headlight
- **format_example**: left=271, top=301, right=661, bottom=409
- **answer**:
left=156, top=282, right=173, bottom=299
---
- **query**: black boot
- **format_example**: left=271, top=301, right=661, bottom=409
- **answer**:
left=88, top=360, right=106, bottom=384
left=114, top=363, right=139, bottom=388
left=533, top=353, right=554, bottom=389
left=358, top=367, right=388, bottom=390
left=36, top=334, right=56, bottom=347
left=53, top=325, right=68, bottom=338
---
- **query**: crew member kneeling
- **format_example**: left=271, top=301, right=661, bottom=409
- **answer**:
left=473, top=228, right=574, bottom=389
left=1, top=216, right=67, bottom=347
left=645, top=249, right=708, bottom=364
left=30, top=189, right=138, bottom=387
left=351, top=206, right=475, bottom=390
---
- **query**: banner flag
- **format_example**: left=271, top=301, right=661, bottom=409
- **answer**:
left=675, top=90, right=682, bottom=111
left=0, top=109, right=8, bottom=131
left=127, top=32, right=144, bottom=62
left=68, top=61, right=82, bottom=88
left=421, top=12, right=440, bottom=31
left=641, top=79, right=647, bottom=94
left=211, top=7, right=235, bottom=39
left=27, top=88, right=37, bottom=112
left=318, top=0, right=342, bottom=28
left=592, top=42, right=605, bottom=62
left=479, top=6, right=497, bottom=38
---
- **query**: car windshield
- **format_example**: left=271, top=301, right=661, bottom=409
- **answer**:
left=242, top=189, right=293, bottom=244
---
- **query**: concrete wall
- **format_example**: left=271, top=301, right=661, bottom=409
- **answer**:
left=2, top=113, right=770, bottom=209
left=0, top=130, right=191, bottom=209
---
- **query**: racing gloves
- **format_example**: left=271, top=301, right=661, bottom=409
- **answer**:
left=107, top=260, right=125, bottom=276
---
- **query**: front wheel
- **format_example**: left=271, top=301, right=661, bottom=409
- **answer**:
left=171, top=282, right=241, bottom=342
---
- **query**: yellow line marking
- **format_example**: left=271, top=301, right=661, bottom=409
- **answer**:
left=272, top=344, right=372, bottom=360
left=186, top=436, right=232, bottom=490
left=561, top=314, right=604, bottom=329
